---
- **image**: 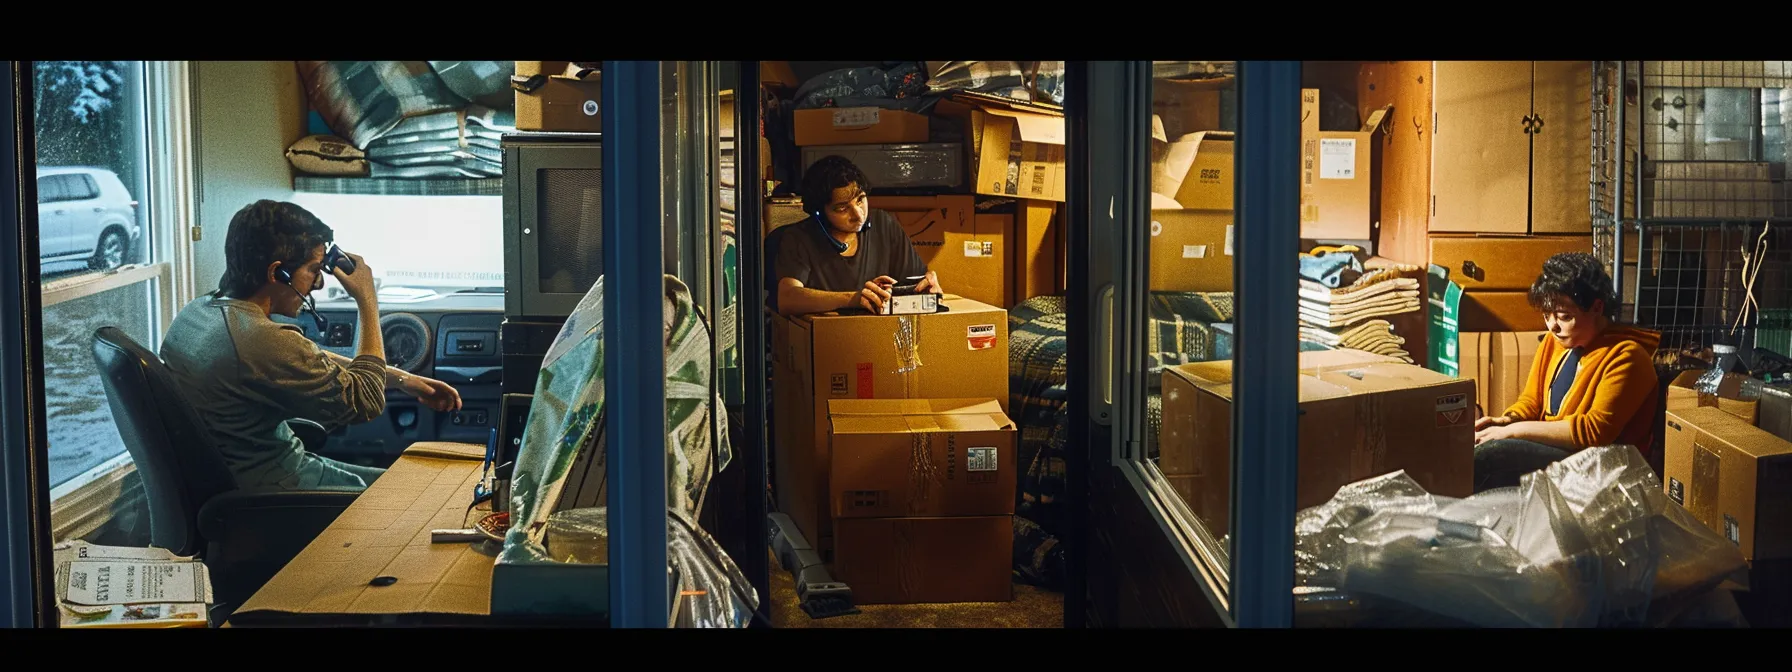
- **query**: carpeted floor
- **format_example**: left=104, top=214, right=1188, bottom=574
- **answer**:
left=765, top=550, right=1064, bottom=628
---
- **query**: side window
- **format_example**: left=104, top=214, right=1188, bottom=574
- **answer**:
left=73, top=174, right=100, bottom=200
left=37, top=175, right=66, bottom=203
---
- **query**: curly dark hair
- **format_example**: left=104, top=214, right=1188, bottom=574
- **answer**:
left=799, top=155, right=871, bottom=217
left=1527, top=251, right=1618, bottom=320
left=216, top=200, right=334, bottom=299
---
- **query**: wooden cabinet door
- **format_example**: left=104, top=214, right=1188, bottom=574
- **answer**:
left=1531, top=61, right=1596, bottom=234
left=1430, top=61, right=1533, bottom=233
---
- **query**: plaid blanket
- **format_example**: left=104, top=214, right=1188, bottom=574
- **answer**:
left=1008, top=296, right=1070, bottom=588
left=1147, top=292, right=1235, bottom=387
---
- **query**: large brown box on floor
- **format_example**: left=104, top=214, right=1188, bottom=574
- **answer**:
left=832, top=515, right=1013, bottom=604
left=1429, top=235, right=1593, bottom=292
left=827, top=398, right=1017, bottom=519
left=1457, top=331, right=1547, bottom=418
left=1158, top=349, right=1475, bottom=536
left=877, top=195, right=1009, bottom=309
left=1666, top=369, right=1759, bottom=425
left=1663, top=407, right=1792, bottom=564
left=771, top=298, right=1010, bottom=555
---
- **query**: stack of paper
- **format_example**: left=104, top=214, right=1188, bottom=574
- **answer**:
left=52, top=540, right=213, bottom=628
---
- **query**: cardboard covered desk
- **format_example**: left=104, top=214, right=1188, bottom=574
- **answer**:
left=227, top=442, right=497, bottom=626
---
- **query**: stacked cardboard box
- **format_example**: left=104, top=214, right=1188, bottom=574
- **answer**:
left=770, top=297, right=1010, bottom=575
left=826, top=398, right=1017, bottom=604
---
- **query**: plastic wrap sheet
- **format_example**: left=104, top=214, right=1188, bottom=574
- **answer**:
left=498, top=275, right=743, bottom=622
left=1296, top=445, right=1751, bottom=628
left=543, top=507, right=761, bottom=628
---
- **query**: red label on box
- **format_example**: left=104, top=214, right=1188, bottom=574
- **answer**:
left=967, top=324, right=997, bottom=351
left=856, top=363, right=873, bottom=398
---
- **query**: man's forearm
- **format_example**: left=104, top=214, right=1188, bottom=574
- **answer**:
left=324, top=350, right=406, bottom=388
left=354, top=301, right=384, bottom=362
left=778, top=285, right=853, bottom=315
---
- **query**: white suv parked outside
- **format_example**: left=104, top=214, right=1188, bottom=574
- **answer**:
left=38, top=166, right=140, bottom=271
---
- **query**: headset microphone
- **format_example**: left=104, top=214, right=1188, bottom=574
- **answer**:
left=276, top=266, right=327, bottom=332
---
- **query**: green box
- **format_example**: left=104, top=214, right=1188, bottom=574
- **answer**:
left=1427, top=263, right=1464, bottom=377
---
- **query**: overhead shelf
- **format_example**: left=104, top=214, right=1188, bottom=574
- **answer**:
left=293, top=176, right=503, bottom=197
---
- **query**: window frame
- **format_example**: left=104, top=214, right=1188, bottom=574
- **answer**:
left=39, top=60, right=197, bottom=535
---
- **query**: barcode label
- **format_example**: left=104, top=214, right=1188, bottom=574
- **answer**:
left=832, top=107, right=879, bottom=127
left=967, top=447, right=998, bottom=471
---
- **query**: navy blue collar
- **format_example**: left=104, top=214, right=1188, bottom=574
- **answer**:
left=815, top=215, right=871, bottom=253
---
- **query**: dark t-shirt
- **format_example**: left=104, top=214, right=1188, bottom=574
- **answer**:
left=772, top=208, right=928, bottom=304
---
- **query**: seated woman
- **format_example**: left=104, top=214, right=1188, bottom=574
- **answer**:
left=1472, top=252, right=1661, bottom=492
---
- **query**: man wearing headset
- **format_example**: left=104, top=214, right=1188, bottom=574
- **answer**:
left=160, top=200, right=462, bottom=491
left=771, top=155, right=942, bottom=315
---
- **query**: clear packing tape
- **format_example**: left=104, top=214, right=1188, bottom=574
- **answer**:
left=544, top=507, right=761, bottom=628
left=1294, top=445, right=1751, bottom=628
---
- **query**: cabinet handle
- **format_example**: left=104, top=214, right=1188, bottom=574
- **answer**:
left=1533, top=114, right=1545, bottom=134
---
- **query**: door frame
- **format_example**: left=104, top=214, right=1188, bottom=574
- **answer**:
left=3, top=60, right=56, bottom=628
left=1071, top=60, right=1301, bottom=628
left=602, top=60, right=671, bottom=629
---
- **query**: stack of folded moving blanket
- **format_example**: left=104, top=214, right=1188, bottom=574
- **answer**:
left=1298, top=249, right=1422, bottom=364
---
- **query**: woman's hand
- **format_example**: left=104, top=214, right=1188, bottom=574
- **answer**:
left=1474, top=414, right=1515, bottom=431
left=1475, top=422, right=1518, bottom=446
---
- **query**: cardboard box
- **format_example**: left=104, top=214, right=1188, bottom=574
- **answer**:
left=514, top=61, right=601, bottom=133
left=1299, top=88, right=1386, bottom=240
left=1152, top=131, right=1234, bottom=210
left=1666, top=369, right=1759, bottom=425
left=832, top=515, right=1013, bottom=604
left=1158, top=350, right=1475, bottom=536
left=1012, top=200, right=1062, bottom=306
left=765, top=197, right=808, bottom=236
left=771, top=298, right=1011, bottom=554
left=877, top=195, right=1008, bottom=309
left=1428, top=235, right=1594, bottom=292
left=1458, top=331, right=1548, bottom=418
left=827, top=398, right=1016, bottom=519
left=936, top=94, right=1067, bottom=202
left=794, top=107, right=930, bottom=147
left=760, top=61, right=799, bottom=90
left=1153, top=76, right=1229, bottom=140
left=1663, top=407, right=1792, bottom=563
left=1760, top=386, right=1792, bottom=442
left=1148, top=208, right=1233, bottom=292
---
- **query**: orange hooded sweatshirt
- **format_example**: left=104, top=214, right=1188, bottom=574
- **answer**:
left=1502, top=324, right=1662, bottom=452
